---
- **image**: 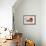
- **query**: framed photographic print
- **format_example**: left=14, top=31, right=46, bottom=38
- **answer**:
left=23, top=15, right=36, bottom=25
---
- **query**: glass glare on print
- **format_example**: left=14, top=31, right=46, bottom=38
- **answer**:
left=23, top=15, right=36, bottom=25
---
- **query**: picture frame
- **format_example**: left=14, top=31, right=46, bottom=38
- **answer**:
left=23, top=15, right=36, bottom=25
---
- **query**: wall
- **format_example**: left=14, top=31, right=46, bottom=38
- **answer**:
left=13, top=0, right=41, bottom=46
left=41, top=0, right=46, bottom=46
left=0, top=0, right=16, bottom=38
left=0, top=0, right=16, bottom=29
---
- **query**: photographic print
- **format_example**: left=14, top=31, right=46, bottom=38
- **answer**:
left=23, top=15, right=36, bottom=25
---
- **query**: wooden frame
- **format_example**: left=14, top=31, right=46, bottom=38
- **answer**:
left=23, top=15, right=36, bottom=25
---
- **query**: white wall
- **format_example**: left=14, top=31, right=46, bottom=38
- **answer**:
left=0, top=0, right=16, bottom=29
left=41, top=0, right=46, bottom=46
left=13, top=0, right=41, bottom=46
left=13, top=0, right=46, bottom=46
